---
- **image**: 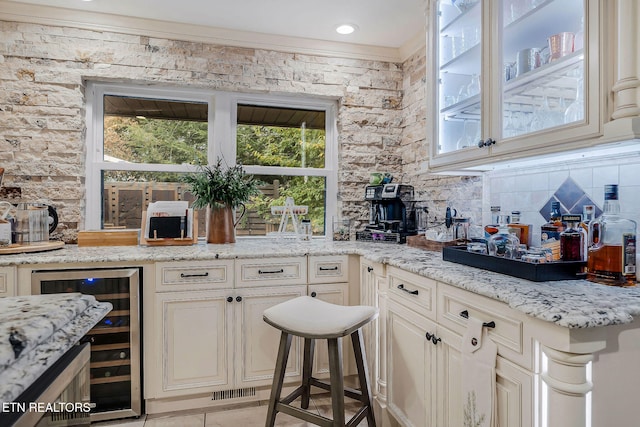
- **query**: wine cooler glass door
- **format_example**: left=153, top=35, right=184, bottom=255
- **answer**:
left=32, top=267, right=141, bottom=423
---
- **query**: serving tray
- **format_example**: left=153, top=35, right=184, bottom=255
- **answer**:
left=0, top=240, right=64, bottom=255
left=442, top=245, right=587, bottom=282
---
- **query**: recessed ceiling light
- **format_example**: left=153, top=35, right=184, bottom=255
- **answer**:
left=335, top=24, right=358, bottom=35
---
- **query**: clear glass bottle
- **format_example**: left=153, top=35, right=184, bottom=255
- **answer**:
left=488, top=214, right=520, bottom=257
left=580, top=204, right=595, bottom=235
left=587, top=185, right=637, bottom=286
left=508, top=210, right=531, bottom=247
left=484, top=205, right=501, bottom=236
left=541, top=201, right=564, bottom=244
left=560, top=214, right=587, bottom=261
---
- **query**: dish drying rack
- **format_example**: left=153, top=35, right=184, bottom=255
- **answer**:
left=267, top=197, right=308, bottom=239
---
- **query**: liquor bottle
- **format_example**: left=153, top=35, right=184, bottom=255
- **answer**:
left=488, top=215, right=520, bottom=257
left=484, top=206, right=501, bottom=236
left=560, top=214, right=587, bottom=261
left=541, top=201, right=564, bottom=244
left=508, top=210, right=532, bottom=247
left=580, top=204, right=595, bottom=235
left=587, top=185, right=637, bottom=286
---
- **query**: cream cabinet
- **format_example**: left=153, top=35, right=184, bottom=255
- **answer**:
left=149, top=259, right=307, bottom=400
left=0, top=266, right=16, bottom=297
left=427, top=0, right=605, bottom=171
left=154, top=290, right=233, bottom=396
left=359, top=257, right=388, bottom=406
left=385, top=266, right=534, bottom=427
left=308, top=282, right=349, bottom=376
left=387, top=298, right=437, bottom=427
left=234, top=285, right=306, bottom=387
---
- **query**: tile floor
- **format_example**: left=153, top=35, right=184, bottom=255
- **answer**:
left=94, top=394, right=369, bottom=427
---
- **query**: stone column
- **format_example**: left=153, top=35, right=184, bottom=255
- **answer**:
left=541, top=345, right=594, bottom=427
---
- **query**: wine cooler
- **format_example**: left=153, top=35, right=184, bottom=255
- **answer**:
left=32, top=268, right=142, bottom=422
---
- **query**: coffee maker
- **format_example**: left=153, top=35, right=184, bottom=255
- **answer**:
left=357, top=183, right=417, bottom=243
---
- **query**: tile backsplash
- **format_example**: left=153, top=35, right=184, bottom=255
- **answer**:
left=485, top=152, right=640, bottom=246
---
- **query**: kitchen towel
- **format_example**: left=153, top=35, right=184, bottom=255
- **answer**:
left=461, top=317, right=498, bottom=427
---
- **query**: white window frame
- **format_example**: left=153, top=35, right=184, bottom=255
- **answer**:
left=85, top=82, right=338, bottom=236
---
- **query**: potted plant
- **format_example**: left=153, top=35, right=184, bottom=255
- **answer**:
left=182, top=158, right=259, bottom=243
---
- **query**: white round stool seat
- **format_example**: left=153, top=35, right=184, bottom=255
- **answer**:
left=263, top=296, right=378, bottom=339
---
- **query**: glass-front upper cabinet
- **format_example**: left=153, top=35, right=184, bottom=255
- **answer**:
left=436, top=0, right=483, bottom=155
left=429, top=0, right=602, bottom=171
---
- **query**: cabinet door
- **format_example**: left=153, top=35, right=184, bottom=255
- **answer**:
left=308, top=283, right=348, bottom=376
left=428, top=0, right=602, bottom=171
left=436, top=326, right=534, bottom=427
left=387, top=299, right=437, bottom=427
left=0, top=266, right=16, bottom=297
left=490, top=0, right=602, bottom=156
left=155, top=290, right=233, bottom=397
left=496, top=356, right=534, bottom=427
left=436, top=325, right=463, bottom=427
left=360, top=260, right=385, bottom=394
left=234, top=285, right=307, bottom=387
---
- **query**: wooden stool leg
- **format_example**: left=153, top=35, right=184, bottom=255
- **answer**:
left=266, top=331, right=292, bottom=427
left=301, top=337, right=315, bottom=409
left=351, top=329, right=376, bottom=427
left=328, top=337, right=345, bottom=426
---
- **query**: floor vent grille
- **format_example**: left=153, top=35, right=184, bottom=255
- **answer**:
left=211, top=387, right=256, bottom=401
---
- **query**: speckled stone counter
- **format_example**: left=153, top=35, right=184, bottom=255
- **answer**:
left=2, top=239, right=639, bottom=329
left=0, top=293, right=112, bottom=402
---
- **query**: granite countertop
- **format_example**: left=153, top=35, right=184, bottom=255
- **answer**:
left=0, top=293, right=112, bottom=402
left=1, top=239, right=640, bottom=329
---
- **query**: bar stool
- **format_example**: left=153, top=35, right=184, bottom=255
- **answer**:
left=263, top=296, right=378, bottom=427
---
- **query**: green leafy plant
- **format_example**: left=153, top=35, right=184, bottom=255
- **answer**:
left=182, top=158, right=260, bottom=209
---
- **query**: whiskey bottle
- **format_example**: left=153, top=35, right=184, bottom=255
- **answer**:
left=541, top=201, right=564, bottom=244
left=587, top=185, right=637, bottom=286
left=508, top=210, right=532, bottom=247
left=560, top=214, right=587, bottom=261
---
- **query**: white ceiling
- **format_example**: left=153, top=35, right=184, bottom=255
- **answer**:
left=6, top=0, right=425, bottom=49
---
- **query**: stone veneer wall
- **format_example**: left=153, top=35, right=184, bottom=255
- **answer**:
left=0, top=19, right=481, bottom=241
left=400, top=44, right=482, bottom=227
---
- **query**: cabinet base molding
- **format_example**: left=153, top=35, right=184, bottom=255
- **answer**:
left=145, top=384, right=291, bottom=415
left=145, top=376, right=360, bottom=416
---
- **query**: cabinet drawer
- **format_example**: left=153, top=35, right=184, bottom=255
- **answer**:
left=308, top=255, right=348, bottom=284
left=236, top=257, right=307, bottom=288
left=156, top=260, right=234, bottom=292
left=437, top=284, right=532, bottom=368
left=387, top=266, right=436, bottom=320
left=0, top=266, right=16, bottom=297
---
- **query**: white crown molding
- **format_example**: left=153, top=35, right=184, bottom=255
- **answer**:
left=0, top=0, right=419, bottom=63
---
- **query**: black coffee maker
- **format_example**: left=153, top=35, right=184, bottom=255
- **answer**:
left=357, top=184, right=417, bottom=243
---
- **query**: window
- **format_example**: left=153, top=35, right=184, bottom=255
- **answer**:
left=85, top=83, right=337, bottom=237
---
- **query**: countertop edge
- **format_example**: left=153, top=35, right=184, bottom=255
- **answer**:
left=2, top=241, right=639, bottom=329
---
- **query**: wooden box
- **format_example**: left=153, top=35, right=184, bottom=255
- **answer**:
left=77, top=229, right=139, bottom=247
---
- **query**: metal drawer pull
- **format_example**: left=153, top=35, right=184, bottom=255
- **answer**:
left=319, top=266, right=339, bottom=271
left=258, top=268, right=284, bottom=274
left=180, top=272, right=209, bottom=278
left=367, top=266, right=374, bottom=272
left=397, top=284, right=419, bottom=295
left=425, top=332, right=441, bottom=345
left=460, top=310, right=495, bottom=329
